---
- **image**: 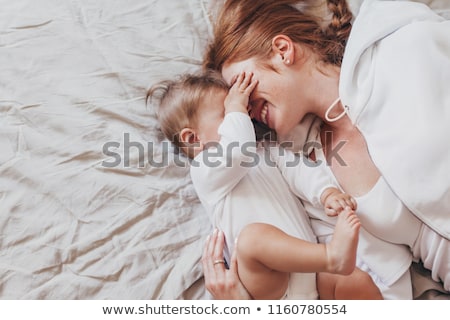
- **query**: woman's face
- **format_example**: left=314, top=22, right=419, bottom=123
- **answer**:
left=222, top=58, right=308, bottom=137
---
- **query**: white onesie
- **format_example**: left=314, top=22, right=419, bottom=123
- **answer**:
left=191, top=112, right=335, bottom=299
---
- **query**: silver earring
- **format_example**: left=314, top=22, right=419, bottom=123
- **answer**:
left=285, top=59, right=290, bottom=65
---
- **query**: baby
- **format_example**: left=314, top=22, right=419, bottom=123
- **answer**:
left=149, top=70, right=360, bottom=300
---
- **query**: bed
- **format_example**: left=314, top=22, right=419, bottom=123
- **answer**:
left=0, top=0, right=449, bottom=300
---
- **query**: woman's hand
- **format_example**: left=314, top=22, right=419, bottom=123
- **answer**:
left=202, top=229, right=252, bottom=300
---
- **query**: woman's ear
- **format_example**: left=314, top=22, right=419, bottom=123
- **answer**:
left=272, top=35, right=295, bottom=65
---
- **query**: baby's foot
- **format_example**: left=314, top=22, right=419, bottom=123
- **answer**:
left=326, top=207, right=360, bottom=275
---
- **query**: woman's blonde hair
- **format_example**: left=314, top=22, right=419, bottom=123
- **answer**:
left=204, top=0, right=352, bottom=71
left=147, top=71, right=228, bottom=158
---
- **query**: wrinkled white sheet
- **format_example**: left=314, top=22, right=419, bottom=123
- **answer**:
left=0, top=0, right=220, bottom=299
left=0, top=0, right=448, bottom=300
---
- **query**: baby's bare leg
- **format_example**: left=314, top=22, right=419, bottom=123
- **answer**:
left=235, top=224, right=290, bottom=300
left=235, top=215, right=360, bottom=299
left=317, top=268, right=383, bottom=299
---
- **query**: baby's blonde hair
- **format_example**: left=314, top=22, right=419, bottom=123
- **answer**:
left=147, top=70, right=229, bottom=158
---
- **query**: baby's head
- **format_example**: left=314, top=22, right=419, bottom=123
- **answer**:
left=148, top=71, right=229, bottom=158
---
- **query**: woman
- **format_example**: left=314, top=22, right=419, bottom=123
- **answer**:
left=202, top=0, right=450, bottom=299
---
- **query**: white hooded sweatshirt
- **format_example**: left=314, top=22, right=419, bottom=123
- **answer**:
left=340, top=0, right=450, bottom=239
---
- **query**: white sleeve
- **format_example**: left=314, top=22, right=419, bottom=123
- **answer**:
left=268, top=145, right=336, bottom=207
left=190, top=112, right=256, bottom=206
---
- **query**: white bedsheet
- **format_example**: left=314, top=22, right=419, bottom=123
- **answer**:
left=0, top=0, right=218, bottom=299
left=0, top=0, right=448, bottom=300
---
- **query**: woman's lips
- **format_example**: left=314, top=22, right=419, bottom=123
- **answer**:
left=251, top=101, right=271, bottom=128
left=261, top=103, right=268, bottom=125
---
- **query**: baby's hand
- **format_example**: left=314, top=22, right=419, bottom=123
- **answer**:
left=322, top=188, right=357, bottom=217
left=224, top=72, right=258, bottom=114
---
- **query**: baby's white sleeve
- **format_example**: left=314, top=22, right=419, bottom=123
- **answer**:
left=190, top=112, right=256, bottom=206
left=269, top=145, right=336, bottom=207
